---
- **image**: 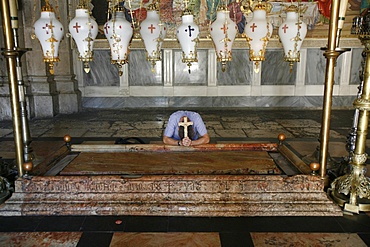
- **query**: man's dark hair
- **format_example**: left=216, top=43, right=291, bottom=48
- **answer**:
left=179, top=125, right=195, bottom=140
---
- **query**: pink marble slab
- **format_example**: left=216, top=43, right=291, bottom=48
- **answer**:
left=251, top=232, right=367, bottom=247
left=110, top=232, right=221, bottom=247
left=0, top=232, right=82, bottom=246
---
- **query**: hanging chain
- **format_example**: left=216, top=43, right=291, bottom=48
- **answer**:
left=31, top=0, right=37, bottom=39
left=127, top=0, right=136, bottom=30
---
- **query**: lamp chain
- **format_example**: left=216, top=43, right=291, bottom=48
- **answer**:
left=208, top=0, right=215, bottom=38
left=127, top=0, right=136, bottom=30
left=31, top=0, right=37, bottom=39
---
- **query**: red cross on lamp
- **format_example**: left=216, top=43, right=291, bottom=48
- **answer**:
left=33, top=0, right=64, bottom=74
left=139, top=3, right=167, bottom=72
left=278, top=4, right=307, bottom=72
left=176, top=7, right=200, bottom=73
left=68, top=2, right=98, bottom=73
left=210, top=4, right=237, bottom=72
left=244, top=1, right=272, bottom=73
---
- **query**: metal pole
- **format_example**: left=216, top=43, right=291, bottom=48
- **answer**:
left=1, top=0, right=24, bottom=177
left=319, top=0, right=341, bottom=182
left=8, top=0, right=33, bottom=163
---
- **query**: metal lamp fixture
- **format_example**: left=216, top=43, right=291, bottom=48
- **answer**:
left=244, top=1, right=272, bottom=73
left=176, top=7, right=200, bottom=73
left=104, top=3, right=134, bottom=76
left=140, top=3, right=167, bottom=71
left=32, top=0, right=64, bottom=75
left=278, top=4, right=307, bottom=72
left=68, top=1, right=98, bottom=73
left=210, top=3, right=238, bottom=72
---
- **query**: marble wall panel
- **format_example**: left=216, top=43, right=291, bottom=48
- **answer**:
left=82, top=96, right=354, bottom=109
left=84, top=51, right=119, bottom=86
left=261, top=50, right=296, bottom=85
left=174, top=50, right=207, bottom=85
left=305, top=48, right=342, bottom=85
left=169, top=96, right=213, bottom=107
left=217, top=50, right=252, bottom=86
left=129, top=50, right=163, bottom=86
left=350, top=48, right=363, bottom=85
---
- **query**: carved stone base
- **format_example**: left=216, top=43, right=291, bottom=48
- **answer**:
left=0, top=174, right=343, bottom=216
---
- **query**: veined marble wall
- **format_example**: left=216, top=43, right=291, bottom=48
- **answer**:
left=79, top=46, right=363, bottom=109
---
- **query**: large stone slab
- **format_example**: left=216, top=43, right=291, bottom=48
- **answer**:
left=0, top=174, right=342, bottom=216
left=60, top=151, right=281, bottom=175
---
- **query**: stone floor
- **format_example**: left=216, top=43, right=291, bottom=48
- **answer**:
left=1, top=107, right=370, bottom=246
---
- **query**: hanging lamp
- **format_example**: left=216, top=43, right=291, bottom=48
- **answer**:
left=104, top=2, right=133, bottom=76
left=210, top=3, right=238, bottom=72
left=244, top=1, right=272, bottom=73
left=278, top=4, right=307, bottom=72
left=33, top=0, right=64, bottom=75
left=68, top=1, right=98, bottom=73
left=140, top=3, right=167, bottom=71
left=176, top=7, right=200, bottom=73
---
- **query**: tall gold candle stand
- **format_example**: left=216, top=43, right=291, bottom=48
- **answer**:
left=331, top=11, right=370, bottom=213
left=319, top=0, right=341, bottom=184
left=1, top=0, right=25, bottom=177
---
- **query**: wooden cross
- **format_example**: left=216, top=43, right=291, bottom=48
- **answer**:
left=178, top=116, right=193, bottom=138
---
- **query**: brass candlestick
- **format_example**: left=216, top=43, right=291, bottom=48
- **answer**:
left=1, top=0, right=24, bottom=177
left=330, top=11, right=370, bottom=213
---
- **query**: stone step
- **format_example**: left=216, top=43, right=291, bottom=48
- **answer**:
left=0, top=202, right=342, bottom=217
left=0, top=174, right=343, bottom=216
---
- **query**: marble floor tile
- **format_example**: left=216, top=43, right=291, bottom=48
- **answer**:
left=52, top=120, right=111, bottom=129
left=28, top=119, right=55, bottom=128
left=254, top=121, right=285, bottom=129
left=114, top=129, right=163, bottom=138
left=206, top=129, right=218, bottom=138
left=221, top=116, right=261, bottom=122
left=276, top=119, right=322, bottom=128
left=42, top=128, right=89, bottom=138
left=30, top=128, right=50, bottom=138
left=82, top=129, right=116, bottom=138
left=250, top=232, right=367, bottom=247
left=204, top=121, right=224, bottom=129
left=214, top=129, right=247, bottom=138
left=0, top=129, right=12, bottom=138
left=110, top=232, right=221, bottom=247
left=221, top=122, right=256, bottom=129
left=245, top=129, right=295, bottom=139
left=133, top=121, right=165, bottom=129
left=110, top=122, right=135, bottom=130
left=285, top=127, right=344, bottom=139
left=0, top=232, right=82, bottom=247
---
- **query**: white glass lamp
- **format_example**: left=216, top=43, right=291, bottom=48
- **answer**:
left=68, top=4, right=98, bottom=73
left=140, top=3, right=167, bottom=71
left=278, top=4, right=307, bottom=72
left=104, top=5, right=133, bottom=76
left=177, top=8, right=200, bottom=73
left=33, top=0, right=64, bottom=75
left=210, top=4, right=238, bottom=72
left=244, top=2, right=272, bottom=73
